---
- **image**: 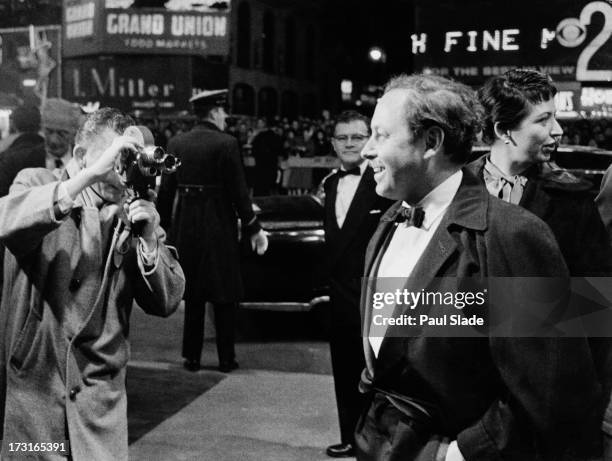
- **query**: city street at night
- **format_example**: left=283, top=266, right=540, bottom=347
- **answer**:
left=1, top=0, right=612, bottom=459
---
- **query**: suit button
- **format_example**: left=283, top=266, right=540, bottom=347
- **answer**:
left=69, top=386, right=81, bottom=401
left=69, top=279, right=81, bottom=292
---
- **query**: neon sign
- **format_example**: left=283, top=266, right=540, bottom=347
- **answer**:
left=412, top=1, right=612, bottom=82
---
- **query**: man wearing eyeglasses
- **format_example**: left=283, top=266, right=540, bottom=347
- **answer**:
left=323, top=110, right=393, bottom=458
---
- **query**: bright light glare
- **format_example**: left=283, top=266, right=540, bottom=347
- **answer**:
left=369, top=47, right=383, bottom=61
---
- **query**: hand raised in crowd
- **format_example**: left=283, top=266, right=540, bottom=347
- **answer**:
left=250, top=229, right=269, bottom=255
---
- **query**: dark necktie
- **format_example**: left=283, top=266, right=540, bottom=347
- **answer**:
left=55, top=158, right=64, bottom=169
left=393, top=206, right=425, bottom=228
left=337, top=167, right=360, bottom=178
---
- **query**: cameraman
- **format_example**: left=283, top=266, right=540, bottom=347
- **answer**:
left=0, top=108, right=185, bottom=460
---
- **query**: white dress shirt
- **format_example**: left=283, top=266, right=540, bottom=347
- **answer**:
left=369, top=170, right=463, bottom=357
left=335, top=161, right=368, bottom=228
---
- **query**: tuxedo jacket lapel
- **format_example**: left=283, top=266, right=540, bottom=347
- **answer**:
left=328, top=167, right=378, bottom=266
left=361, top=201, right=402, bottom=377
left=376, top=218, right=458, bottom=370
left=324, top=174, right=340, bottom=236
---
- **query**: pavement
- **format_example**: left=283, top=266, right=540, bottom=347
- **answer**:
left=126, top=303, right=353, bottom=461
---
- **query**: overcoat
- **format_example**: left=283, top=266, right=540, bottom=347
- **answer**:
left=467, top=156, right=612, bottom=275
left=0, top=141, right=45, bottom=197
left=359, top=169, right=604, bottom=460
left=0, top=166, right=185, bottom=460
left=159, top=122, right=257, bottom=303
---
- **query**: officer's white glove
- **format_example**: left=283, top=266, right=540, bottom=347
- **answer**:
left=250, top=229, right=269, bottom=255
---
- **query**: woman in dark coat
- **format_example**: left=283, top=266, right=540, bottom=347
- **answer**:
left=468, top=69, right=612, bottom=276
left=467, top=69, right=612, bottom=458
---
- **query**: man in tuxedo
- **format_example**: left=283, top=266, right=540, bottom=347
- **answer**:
left=355, top=74, right=603, bottom=460
left=323, top=111, right=393, bottom=458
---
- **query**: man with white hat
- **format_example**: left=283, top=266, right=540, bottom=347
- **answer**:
left=158, top=89, right=268, bottom=373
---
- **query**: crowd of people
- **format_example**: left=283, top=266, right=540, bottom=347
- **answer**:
left=0, top=69, right=611, bottom=461
left=124, top=110, right=612, bottom=197
left=133, top=111, right=612, bottom=160
left=135, top=113, right=336, bottom=157
left=561, top=119, right=612, bottom=149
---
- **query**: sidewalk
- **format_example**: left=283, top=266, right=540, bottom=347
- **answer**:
left=127, top=304, right=351, bottom=460
left=129, top=368, right=340, bottom=461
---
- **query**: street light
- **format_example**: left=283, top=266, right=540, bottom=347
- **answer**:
left=368, top=46, right=386, bottom=63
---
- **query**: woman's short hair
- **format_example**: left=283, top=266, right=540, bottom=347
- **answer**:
left=384, top=74, right=483, bottom=164
left=479, top=69, right=557, bottom=144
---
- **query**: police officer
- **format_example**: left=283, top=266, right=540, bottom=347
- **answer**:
left=159, top=89, right=268, bottom=373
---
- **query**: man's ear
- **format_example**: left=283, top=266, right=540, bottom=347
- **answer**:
left=73, top=145, right=87, bottom=168
left=423, top=126, right=444, bottom=159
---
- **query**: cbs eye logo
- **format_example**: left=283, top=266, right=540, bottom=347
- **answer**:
left=556, top=17, right=587, bottom=47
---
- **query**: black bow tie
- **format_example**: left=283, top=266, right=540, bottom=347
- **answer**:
left=393, top=206, right=425, bottom=227
left=337, top=167, right=360, bottom=178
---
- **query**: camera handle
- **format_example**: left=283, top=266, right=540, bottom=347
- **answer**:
left=128, top=183, right=156, bottom=238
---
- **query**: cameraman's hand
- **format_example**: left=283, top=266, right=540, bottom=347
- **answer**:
left=65, top=135, right=141, bottom=202
left=126, top=190, right=160, bottom=247
left=250, top=229, right=269, bottom=255
left=87, top=135, right=140, bottom=183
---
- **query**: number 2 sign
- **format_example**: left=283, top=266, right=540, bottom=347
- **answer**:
left=557, top=1, right=612, bottom=81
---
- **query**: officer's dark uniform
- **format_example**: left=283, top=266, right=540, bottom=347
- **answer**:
left=158, top=90, right=261, bottom=371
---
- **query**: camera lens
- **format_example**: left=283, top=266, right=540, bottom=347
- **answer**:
left=164, top=156, right=177, bottom=169
left=153, top=147, right=165, bottom=160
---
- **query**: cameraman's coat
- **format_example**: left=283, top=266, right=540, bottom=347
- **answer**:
left=0, top=165, right=185, bottom=460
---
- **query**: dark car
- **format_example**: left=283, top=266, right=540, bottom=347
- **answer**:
left=240, top=194, right=328, bottom=312
left=554, top=145, right=612, bottom=191
left=238, top=194, right=330, bottom=339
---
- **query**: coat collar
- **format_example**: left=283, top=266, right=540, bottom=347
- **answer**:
left=380, top=168, right=488, bottom=232
left=467, top=154, right=552, bottom=222
left=194, top=121, right=220, bottom=132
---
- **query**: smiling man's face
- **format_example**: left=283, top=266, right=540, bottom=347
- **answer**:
left=361, top=89, right=427, bottom=201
